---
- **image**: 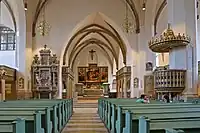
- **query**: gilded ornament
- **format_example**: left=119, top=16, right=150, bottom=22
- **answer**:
left=148, top=24, right=191, bottom=52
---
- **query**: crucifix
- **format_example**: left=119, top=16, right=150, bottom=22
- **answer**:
left=89, top=49, right=96, bottom=60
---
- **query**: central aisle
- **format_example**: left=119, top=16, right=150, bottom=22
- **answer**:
left=62, top=102, right=108, bottom=133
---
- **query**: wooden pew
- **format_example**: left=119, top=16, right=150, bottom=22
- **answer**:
left=0, top=105, right=55, bottom=133
left=100, top=98, right=173, bottom=123
left=0, top=111, right=44, bottom=133
left=98, top=98, right=200, bottom=133
left=115, top=105, right=200, bottom=133
left=122, top=110, right=200, bottom=133
left=0, top=99, right=72, bottom=132
left=2, top=98, right=73, bottom=123
left=139, top=116, right=200, bottom=133
left=0, top=99, right=73, bottom=133
left=0, top=118, right=25, bottom=133
left=109, top=104, right=200, bottom=132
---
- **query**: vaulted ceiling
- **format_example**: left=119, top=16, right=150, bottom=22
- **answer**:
left=64, top=13, right=127, bottom=69
left=28, top=0, right=167, bottom=69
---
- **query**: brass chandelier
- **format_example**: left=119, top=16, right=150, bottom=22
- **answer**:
left=37, top=0, right=51, bottom=36
left=122, top=1, right=134, bottom=34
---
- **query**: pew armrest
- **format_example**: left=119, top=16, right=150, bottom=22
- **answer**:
left=165, top=128, right=185, bottom=133
left=38, top=128, right=45, bottom=133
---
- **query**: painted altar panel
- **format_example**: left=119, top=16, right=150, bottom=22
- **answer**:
left=78, top=67, right=86, bottom=83
left=78, top=66, right=108, bottom=83
left=100, top=67, right=108, bottom=82
left=86, top=67, right=100, bottom=82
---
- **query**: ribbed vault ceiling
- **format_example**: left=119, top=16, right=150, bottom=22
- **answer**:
left=64, top=12, right=127, bottom=69
left=30, top=0, right=167, bottom=70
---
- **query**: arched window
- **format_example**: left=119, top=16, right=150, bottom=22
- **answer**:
left=0, top=26, right=16, bottom=51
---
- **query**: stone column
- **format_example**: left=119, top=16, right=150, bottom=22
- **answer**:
left=0, top=0, right=1, bottom=24
left=136, top=25, right=156, bottom=97
left=123, top=76, right=127, bottom=98
left=167, top=0, right=198, bottom=97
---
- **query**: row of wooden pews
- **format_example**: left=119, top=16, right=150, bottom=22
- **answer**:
left=0, top=99, right=73, bottom=133
left=98, top=98, right=200, bottom=133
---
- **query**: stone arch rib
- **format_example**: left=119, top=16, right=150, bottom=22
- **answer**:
left=126, top=0, right=140, bottom=33
left=62, top=24, right=127, bottom=65
left=154, top=0, right=167, bottom=35
left=2, top=0, right=17, bottom=32
left=69, top=31, right=118, bottom=65
left=69, top=38, right=118, bottom=69
left=70, top=40, right=115, bottom=72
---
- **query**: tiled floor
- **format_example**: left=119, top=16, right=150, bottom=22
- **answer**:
left=62, top=104, right=108, bottom=133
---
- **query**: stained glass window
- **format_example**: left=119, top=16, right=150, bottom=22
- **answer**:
left=0, top=26, right=16, bottom=51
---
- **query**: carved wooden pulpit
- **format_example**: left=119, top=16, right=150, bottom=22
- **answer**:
left=31, top=45, right=59, bottom=99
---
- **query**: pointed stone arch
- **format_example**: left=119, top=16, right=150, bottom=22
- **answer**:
left=62, top=23, right=127, bottom=65
left=70, top=38, right=117, bottom=71
left=154, top=0, right=167, bottom=35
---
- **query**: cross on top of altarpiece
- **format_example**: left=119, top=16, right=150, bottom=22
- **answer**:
left=89, top=49, right=96, bottom=60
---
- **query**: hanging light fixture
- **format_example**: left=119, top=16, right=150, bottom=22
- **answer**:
left=142, top=3, right=146, bottom=11
left=24, top=0, right=28, bottom=11
left=142, top=0, right=146, bottom=11
left=37, top=0, right=51, bottom=36
left=122, top=1, right=134, bottom=34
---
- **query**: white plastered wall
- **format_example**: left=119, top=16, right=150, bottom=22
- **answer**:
left=0, top=2, right=16, bottom=68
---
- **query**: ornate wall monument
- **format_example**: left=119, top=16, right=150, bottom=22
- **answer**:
left=149, top=24, right=189, bottom=99
left=116, top=66, right=131, bottom=98
left=144, top=75, right=154, bottom=97
left=62, top=66, right=74, bottom=98
left=31, top=45, right=59, bottom=99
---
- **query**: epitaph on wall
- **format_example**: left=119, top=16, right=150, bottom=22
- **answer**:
left=146, top=62, right=153, bottom=71
left=31, top=45, right=59, bottom=99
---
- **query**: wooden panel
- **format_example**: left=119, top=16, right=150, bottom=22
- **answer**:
left=144, top=75, right=154, bottom=96
left=78, top=66, right=108, bottom=83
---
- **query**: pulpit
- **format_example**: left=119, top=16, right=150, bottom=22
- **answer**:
left=149, top=25, right=189, bottom=99
left=31, top=45, right=59, bottom=99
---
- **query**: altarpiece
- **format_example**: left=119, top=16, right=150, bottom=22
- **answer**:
left=31, top=45, right=59, bottom=99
